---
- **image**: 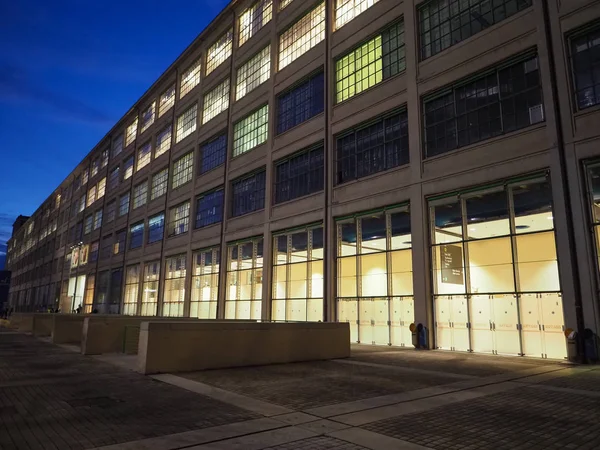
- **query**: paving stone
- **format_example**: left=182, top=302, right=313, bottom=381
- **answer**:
left=263, top=436, right=368, bottom=449
left=540, top=370, right=600, bottom=392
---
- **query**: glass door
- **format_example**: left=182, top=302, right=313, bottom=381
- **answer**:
left=492, top=294, right=521, bottom=355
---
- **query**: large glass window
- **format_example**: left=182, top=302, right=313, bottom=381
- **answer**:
left=176, top=104, right=197, bottom=143
left=279, top=3, right=325, bottom=70
left=164, top=254, right=186, bottom=317
left=336, top=21, right=405, bottom=103
left=236, top=46, right=271, bottom=100
left=123, top=265, right=140, bottom=315
left=231, top=170, right=266, bottom=217
left=87, top=185, right=97, bottom=208
left=84, top=275, right=95, bottom=314
left=105, top=200, right=116, bottom=223
left=191, top=247, right=220, bottom=319
left=97, top=177, right=106, bottom=200
left=129, top=222, right=144, bottom=249
left=142, top=262, right=159, bottom=316
left=159, top=85, right=175, bottom=117
left=136, top=141, right=152, bottom=172
left=114, top=229, right=126, bottom=255
left=272, top=225, right=323, bottom=322
left=206, top=29, right=233, bottom=76
left=336, top=109, right=408, bottom=184
left=112, top=134, right=123, bottom=158
left=430, top=177, right=565, bottom=359
left=123, top=156, right=134, bottom=180
left=420, top=0, right=532, bottom=60
left=277, top=72, right=324, bottom=134
left=151, top=168, right=169, bottom=200
left=203, top=78, right=230, bottom=124
left=424, top=55, right=543, bottom=158
left=140, top=102, right=156, bottom=134
left=155, top=125, right=172, bottom=158
left=109, top=166, right=120, bottom=191
left=84, top=215, right=93, bottom=235
left=132, top=181, right=148, bottom=209
left=233, top=105, right=268, bottom=157
left=336, top=208, right=413, bottom=346
left=196, top=189, right=224, bottom=228
left=180, top=58, right=201, bottom=98
left=335, top=0, right=379, bottom=30
left=126, top=118, right=138, bottom=147
left=93, top=209, right=102, bottom=230
left=200, top=134, right=227, bottom=174
left=226, top=237, right=263, bottom=319
left=148, top=213, right=165, bottom=244
left=239, top=0, right=273, bottom=46
left=119, top=193, right=130, bottom=217
left=168, top=202, right=190, bottom=237
left=586, top=163, right=600, bottom=288
left=570, top=24, right=600, bottom=110
left=274, top=146, right=323, bottom=204
left=172, top=152, right=193, bottom=189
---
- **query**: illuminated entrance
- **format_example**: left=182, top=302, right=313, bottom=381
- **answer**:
left=336, top=206, right=413, bottom=346
left=430, top=176, right=566, bottom=359
left=66, top=275, right=86, bottom=313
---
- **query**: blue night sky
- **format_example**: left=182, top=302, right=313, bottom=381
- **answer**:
left=0, top=0, right=230, bottom=268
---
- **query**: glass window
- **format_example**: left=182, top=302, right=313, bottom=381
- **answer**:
left=420, top=0, right=532, bottom=60
left=129, top=222, right=144, bottom=249
left=279, top=3, right=325, bottom=70
left=277, top=72, right=324, bottom=134
left=226, top=237, right=263, bottom=319
left=114, top=229, right=126, bottom=255
left=108, top=166, right=120, bottom=191
left=123, top=156, right=134, bottom=180
left=78, top=196, right=85, bottom=213
left=132, top=181, right=148, bottom=209
left=196, top=189, right=224, bottom=228
left=91, top=158, right=100, bottom=177
left=570, top=25, right=600, bottom=110
left=119, top=193, right=130, bottom=217
left=236, top=46, right=271, bottom=100
left=233, top=105, right=268, bottom=157
left=336, top=110, right=408, bottom=184
left=136, top=141, right=152, bottom=171
left=200, top=134, right=227, bottom=174
left=180, top=58, right=201, bottom=98
left=176, top=104, right=198, bottom=143
left=142, top=261, right=160, bottom=316
left=172, top=152, right=194, bottom=189
left=231, top=170, right=266, bottom=217
left=148, top=213, right=165, bottom=244
left=123, top=265, right=140, bottom=315
left=155, top=125, right=172, bottom=159
left=335, top=0, right=380, bottom=30
left=203, top=78, right=230, bottom=124
left=105, top=200, right=116, bottom=223
left=93, top=209, right=103, bottom=230
left=168, top=202, right=190, bottom=237
left=87, top=185, right=97, bottom=207
left=336, top=21, right=405, bottom=103
left=140, top=101, right=156, bottom=134
left=163, top=254, right=186, bottom=317
left=101, top=149, right=109, bottom=168
left=83, top=274, right=95, bottom=314
left=191, top=247, right=220, bottom=318
left=125, top=118, right=138, bottom=147
left=239, top=0, right=273, bottom=46
left=90, top=242, right=99, bottom=263
left=274, top=146, right=324, bottom=204
left=159, top=85, right=175, bottom=117
left=112, top=134, right=123, bottom=158
left=84, top=215, right=93, bottom=235
left=151, top=168, right=169, bottom=200
left=97, top=177, right=106, bottom=200
left=424, top=55, right=543, bottom=158
left=280, top=0, right=293, bottom=8
left=206, top=29, right=233, bottom=76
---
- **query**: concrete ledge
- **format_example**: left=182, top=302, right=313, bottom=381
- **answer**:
left=51, top=314, right=87, bottom=344
left=14, top=313, right=35, bottom=332
left=32, top=314, right=54, bottom=337
left=138, top=321, right=351, bottom=375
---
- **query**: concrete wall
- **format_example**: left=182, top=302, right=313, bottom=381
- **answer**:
left=138, top=321, right=351, bottom=375
left=15, top=313, right=34, bottom=332
left=51, top=314, right=87, bottom=344
left=32, top=314, right=54, bottom=337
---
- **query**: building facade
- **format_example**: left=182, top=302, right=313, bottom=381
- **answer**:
left=6, top=0, right=600, bottom=359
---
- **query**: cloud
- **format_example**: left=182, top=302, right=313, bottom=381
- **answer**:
left=0, top=62, right=116, bottom=126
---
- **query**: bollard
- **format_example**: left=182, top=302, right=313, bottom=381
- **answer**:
left=410, top=323, right=418, bottom=348
left=565, top=328, right=578, bottom=362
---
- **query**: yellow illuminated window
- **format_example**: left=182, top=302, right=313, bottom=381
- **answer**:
left=163, top=254, right=186, bottom=317
left=335, top=0, right=379, bottom=30
left=239, top=0, right=273, bottom=46
left=155, top=125, right=172, bottom=158
left=159, top=85, right=175, bottom=117
left=123, top=265, right=140, bottom=315
left=125, top=118, right=138, bottom=147
left=206, top=30, right=233, bottom=76
left=141, top=262, right=159, bottom=316
left=226, top=238, right=263, bottom=320
left=233, top=105, right=268, bottom=157
left=136, top=141, right=152, bottom=172
left=236, top=46, right=271, bottom=100
left=280, top=0, right=293, bottom=9
left=180, top=59, right=201, bottom=98
left=279, top=3, right=325, bottom=70
left=191, top=247, right=220, bottom=319
left=176, top=104, right=197, bottom=143
left=140, top=102, right=156, bottom=134
left=203, top=78, right=230, bottom=124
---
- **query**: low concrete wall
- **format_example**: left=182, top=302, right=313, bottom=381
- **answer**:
left=138, top=321, right=351, bottom=375
left=51, top=315, right=87, bottom=344
left=32, top=314, right=54, bottom=336
left=15, top=313, right=35, bottom=332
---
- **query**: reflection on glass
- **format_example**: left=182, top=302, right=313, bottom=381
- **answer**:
left=432, top=200, right=462, bottom=244
left=465, top=190, right=509, bottom=239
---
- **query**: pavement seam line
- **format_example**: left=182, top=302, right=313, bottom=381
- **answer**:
left=332, top=358, right=478, bottom=380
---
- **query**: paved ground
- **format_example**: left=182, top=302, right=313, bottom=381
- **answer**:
left=1, top=327, right=600, bottom=449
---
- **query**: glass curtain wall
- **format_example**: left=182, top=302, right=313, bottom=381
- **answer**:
left=163, top=254, right=186, bottom=317
left=141, top=261, right=160, bottom=316
left=191, top=247, right=220, bottom=319
left=226, top=237, right=263, bottom=319
left=336, top=207, right=413, bottom=346
left=123, top=265, right=140, bottom=315
left=430, top=177, right=566, bottom=359
left=272, top=225, right=324, bottom=322
left=83, top=275, right=95, bottom=313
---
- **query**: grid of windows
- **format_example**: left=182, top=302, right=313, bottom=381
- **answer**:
left=206, top=29, right=233, bottom=75
left=176, top=104, right=197, bottom=143
left=148, top=213, right=165, bottom=244
left=277, top=72, right=324, bottom=134
left=236, top=46, right=271, bottom=100
left=570, top=25, right=600, bottom=110
left=159, top=85, right=175, bottom=117
left=163, top=254, right=186, bottom=317
left=225, top=237, right=263, bottom=319
left=123, top=265, right=140, bottom=315
left=191, top=248, right=220, bottom=319
left=84, top=215, right=93, bottom=235
left=155, top=125, right=172, bottom=158
left=200, top=134, right=227, bottom=174
left=335, top=0, right=380, bottom=30
left=203, top=79, right=230, bottom=124
left=140, top=102, right=156, bottom=134
left=93, top=209, right=103, bottom=230
left=119, top=193, right=130, bottom=217
left=168, top=202, right=190, bottom=237
left=196, top=189, right=224, bottom=228
left=142, top=262, right=159, bottom=316
left=151, top=168, right=169, bottom=200
left=420, top=0, right=532, bottom=60
left=129, top=222, right=144, bottom=249
left=274, top=146, right=324, bottom=204
left=132, top=181, right=148, bottom=209
left=336, top=110, right=408, bottom=184
left=136, top=141, right=152, bottom=172
left=109, top=166, right=120, bottom=190
left=180, top=59, right=201, bottom=98
left=233, top=105, right=268, bottom=157
left=239, top=0, right=273, bottom=46
left=123, top=156, right=134, bottom=180
left=279, top=3, right=325, bottom=70
left=172, top=152, right=193, bottom=189
left=105, top=200, right=116, bottom=223
left=423, top=55, right=543, bottom=158
left=231, top=170, right=266, bottom=217
left=336, top=21, right=405, bottom=103
left=125, top=118, right=138, bottom=147
left=112, top=134, right=123, bottom=158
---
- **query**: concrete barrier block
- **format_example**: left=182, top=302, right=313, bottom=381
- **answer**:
left=51, top=315, right=87, bottom=345
left=32, top=315, right=54, bottom=337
